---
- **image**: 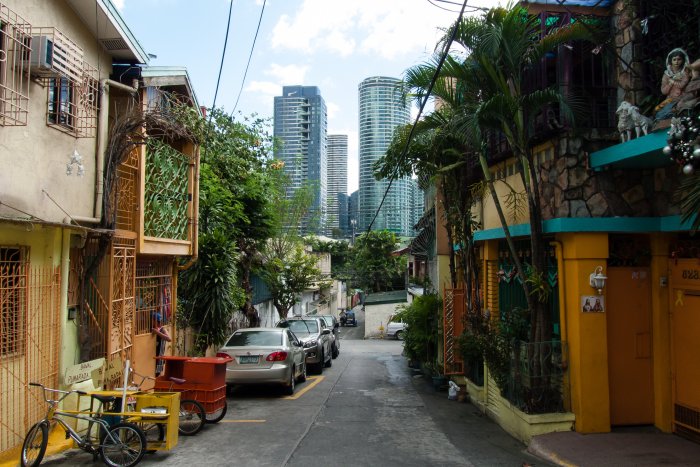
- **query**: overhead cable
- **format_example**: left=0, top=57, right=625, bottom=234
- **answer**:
left=232, top=0, right=268, bottom=114
left=367, top=0, right=470, bottom=232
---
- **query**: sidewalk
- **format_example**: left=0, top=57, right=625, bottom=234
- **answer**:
left=528, top=428, right=700, bottom=467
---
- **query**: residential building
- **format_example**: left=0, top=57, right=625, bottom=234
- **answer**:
left=273, top=85, right=328, bottom=234
left=327, top=134, right=348, bottom=236
left=426, top=0, right=700, bottom=445
left=0, top=0, right=199, bottom=459
left=357, top=76, right=412, bottom=235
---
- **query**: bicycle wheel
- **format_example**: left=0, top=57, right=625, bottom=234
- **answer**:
left=178, top=399, right=205, bottom=436
left=100, top=422, right=146, bottom=467
left=21, top=421, right=48, bottom=467
left=138, top=422, right=164, bottom=453
left=205, top=401, right=227, bottom=424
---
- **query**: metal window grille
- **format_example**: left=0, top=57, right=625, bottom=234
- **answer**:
left=0, top=3, right=31, bottom=126
left=0, top=248, right=60, bottom=455
left=135, top=258, right=172, bottom=336
left=45, top=61, right=98, bottom=138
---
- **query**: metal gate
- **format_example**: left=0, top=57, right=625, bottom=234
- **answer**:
left=443, top=287, right=464, bottom=375
left=0, top=249, right=60, bottom=456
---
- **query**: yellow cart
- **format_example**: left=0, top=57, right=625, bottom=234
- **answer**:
left=80, top=390, right=180, bottom=452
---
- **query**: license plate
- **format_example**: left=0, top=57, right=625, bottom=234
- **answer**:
left=239, top=355, right=259, bottom=364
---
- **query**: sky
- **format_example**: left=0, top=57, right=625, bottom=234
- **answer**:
left=117, top=0, right=499, bottom=193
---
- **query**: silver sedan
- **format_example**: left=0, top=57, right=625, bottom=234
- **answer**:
left=217, top=327, right=307, bottom=395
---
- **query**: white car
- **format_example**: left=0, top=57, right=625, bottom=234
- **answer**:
left=386, top=315, right=406, bottom=340
left=217, top=327, right=307, bottom=395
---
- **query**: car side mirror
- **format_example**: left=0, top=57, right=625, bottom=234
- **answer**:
left=293, top=341, right=301, bottom=347
left=322, top=329, right=331, bottom=335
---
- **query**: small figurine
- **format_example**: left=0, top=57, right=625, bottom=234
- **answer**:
left=628, top=104, right=653, bottom=137
left=616, top=101, right=634, bottom=142
left=655, top=48, right=692, bottom=119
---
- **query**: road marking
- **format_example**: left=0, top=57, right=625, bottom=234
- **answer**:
left=219, top=419, right=266, bottom=423
left=283, top=375, right=324, bottom=400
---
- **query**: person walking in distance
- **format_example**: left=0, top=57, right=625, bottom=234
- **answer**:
left=152, top=312, right=171, bottom=377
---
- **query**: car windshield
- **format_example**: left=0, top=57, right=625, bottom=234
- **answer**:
left=226, top=331, right=282, bottom=347
left=286, top=320, right=319, bottom=335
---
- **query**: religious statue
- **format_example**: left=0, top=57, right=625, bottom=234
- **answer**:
left=655, top=48, right=691, bottom=119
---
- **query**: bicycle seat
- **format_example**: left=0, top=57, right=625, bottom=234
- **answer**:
left=90, top=394, right=116, bottom=405
left=169, top=377, right=186, bottom=385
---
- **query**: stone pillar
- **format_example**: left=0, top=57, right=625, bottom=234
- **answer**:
left=558, top=232, right=611, bottom=433
left=614, top=0, right=646, bottom=105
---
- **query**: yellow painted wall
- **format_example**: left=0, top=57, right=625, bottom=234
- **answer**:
left=480, top=162, right=530, bottom=231
left=557, top=232, right=611, bottom=433
left=436, top=254, right=452, bottom=292
left=650, top=234, right=673, bottom=432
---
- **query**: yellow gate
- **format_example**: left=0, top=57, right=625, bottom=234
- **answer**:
left=670, top=259, right=700, bottom=443
left=0, top=248, right=60, bottom=457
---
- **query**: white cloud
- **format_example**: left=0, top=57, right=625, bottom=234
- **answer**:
left=112, top=0, right=125, bottom=10
left=265, top=63, right=309, bottom=84
left=246, top=80, right=280, bottom=99
left=326, top=101, right=339, bottom=120
left=270, top=0, right=459, bottom=60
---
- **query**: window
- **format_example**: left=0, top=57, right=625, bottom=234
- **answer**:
left=47, top=77, right=75, bottom=128
left=1, top=247, right=27, bottom=357
left=0, top=4, right=31, bottom=126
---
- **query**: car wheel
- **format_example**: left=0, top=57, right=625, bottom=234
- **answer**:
left=324, top=350, right=332, bottom=368
left=396, top=330, right=404, bottom=340
left=285, top=368, right=295, bottom=395
left=331, top=343, right=339, bottom=359
left=315, top=352, right=324, bottom=374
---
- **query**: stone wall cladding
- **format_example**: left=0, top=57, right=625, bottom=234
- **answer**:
left=614, top=0, right=647, bottom=105
left=538, top=135, right=681, bottom=219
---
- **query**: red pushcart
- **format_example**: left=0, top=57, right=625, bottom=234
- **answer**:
left=155, top=356, right=230, bottom=424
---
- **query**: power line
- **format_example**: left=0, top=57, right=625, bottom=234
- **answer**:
left=367, top=0, right=470, bottom=232
left=232, top=0, right=267, bottom=114
left=210, top=0, right=234, bottom=112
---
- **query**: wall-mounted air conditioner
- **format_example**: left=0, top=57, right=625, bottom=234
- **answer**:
left=30, top=35, right=54, bottom=70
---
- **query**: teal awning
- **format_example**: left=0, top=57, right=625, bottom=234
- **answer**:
left=589, top=130, right=670, bottom=170
left=474, top=215, right=695, bottom=241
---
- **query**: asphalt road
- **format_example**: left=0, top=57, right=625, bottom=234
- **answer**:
left=41, top=310, right=548, bottom=467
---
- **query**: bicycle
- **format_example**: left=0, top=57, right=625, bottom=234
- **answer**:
left=127, top=369, right=206, bottom=437
left=21, top=382, right=146, bottom=467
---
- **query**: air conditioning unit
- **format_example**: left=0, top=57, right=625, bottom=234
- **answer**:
left=25, top=35, right=57, bottom=77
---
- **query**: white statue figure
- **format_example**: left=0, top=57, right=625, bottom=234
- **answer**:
left=628, top=104, right=653, bottom=138
left=616, top=101, right=634, bottom=143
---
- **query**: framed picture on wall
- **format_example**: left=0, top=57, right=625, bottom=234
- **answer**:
left=581, top=295, right=604, bottom=313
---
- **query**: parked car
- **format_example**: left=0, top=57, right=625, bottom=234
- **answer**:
left=386, top=314, right=406, bottom=340
left=318, top=315, right=340, bottom=358
left=277, top=317, right=332, bottom=373
left=217, top=327, right=306, bottom=395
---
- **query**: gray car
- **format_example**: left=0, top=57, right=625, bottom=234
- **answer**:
left=218, top=327, right=307, bottom=395
left=277, top=318, right=332, bottom=373
left=318, top=315, right=340, bottom=358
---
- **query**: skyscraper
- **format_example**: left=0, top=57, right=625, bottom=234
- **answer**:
left=327, top=134, right=348, bottom=236
left=273, top=85, right=327, bottom=234
left=357, top=76, right=412, bottom=236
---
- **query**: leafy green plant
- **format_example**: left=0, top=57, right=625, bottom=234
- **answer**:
left=395, top=293, right=441, bottom=366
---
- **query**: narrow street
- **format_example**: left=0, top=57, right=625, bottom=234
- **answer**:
left=42, top=310, right=548, bottom=467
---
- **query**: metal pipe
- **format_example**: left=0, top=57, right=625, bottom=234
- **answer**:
left=550, top=240, right=568, bottom=358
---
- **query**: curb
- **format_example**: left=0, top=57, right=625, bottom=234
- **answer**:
left=527, top=438, right=578, bottom=467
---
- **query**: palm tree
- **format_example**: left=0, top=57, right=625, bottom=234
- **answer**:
left=447, top=5, right=595, bottom=347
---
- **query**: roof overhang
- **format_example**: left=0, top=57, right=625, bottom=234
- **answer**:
left=590, top=130, right=671, bottom=171
left=65, top=0, right=149, bottom=64
left=141, top=66, right=201, bottom=115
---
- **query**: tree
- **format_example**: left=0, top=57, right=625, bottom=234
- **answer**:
left=258, top=167, right=323, bottom=319
left=350, top=230, right=405, bottom=293
left=178, top=109, right=276, bottom=351
left=448, top=6, right=595, bottom=346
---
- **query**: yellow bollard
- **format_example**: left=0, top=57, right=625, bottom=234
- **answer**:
left=379, top=322, right=385, bottom=339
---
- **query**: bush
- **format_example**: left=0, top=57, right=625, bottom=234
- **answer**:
left=395, top=294, right=441, bottom=365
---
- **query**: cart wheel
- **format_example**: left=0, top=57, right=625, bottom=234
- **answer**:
left=205, top=402, right=227, bottom=424
left=178, top=399, right=206, bottom=436
left=139, top=423, right=164, bottom=453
